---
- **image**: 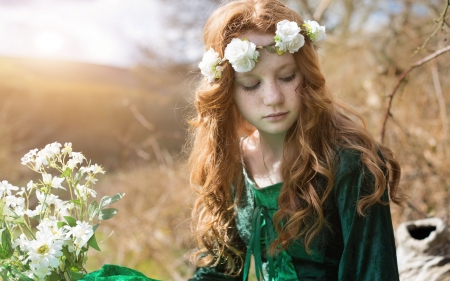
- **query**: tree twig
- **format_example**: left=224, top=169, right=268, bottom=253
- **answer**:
left=406, top=201, right=429, bottom=219
left=380, top=45, right=450, bottom=143
left=313, top=0, right=332, bottom=21
left=412, top=0, right=450, bottom=56
left=431, top=61, right=448, bottom=146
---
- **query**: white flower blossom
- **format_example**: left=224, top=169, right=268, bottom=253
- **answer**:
left=16, top=187, right=26, bottom=197
left=21, top=149, right=38, bottom=165
left=13, top=233, right=30, bottom=251
left=224, top=38, right=259, bottom=73
left=0, top=180, right=19, bottom=198
left=275, top=20, right=305, bottom=54
left=90, top=164, right=106, bottom=174
left=55, top=200, right=74, bottom=218
left=61, top=142, right=72, bottom=155
left=65, top=221, right=94, bottom=249
left=75, top=184, right=97, bottom=200
left=5, top=195, right=26, bottom=216
left=198, top=47, right=223, bottom=82
left=34, top=142, right=62, bottom=169
left=67, top=152, right=85, bottom=169
left=85, top=174, right=98, bottom=184
left=30, top=263, right=52, bottom=281
left=36, top=190, right=61, bottom=206
left=26, top=230, right=64, bottom=272
left=27, top=180, right=36, bottom=191
left=42, top=174, right=65, bottom=190
left=25, top=204, right=45, bottom=218
left=303, top=20, right=326, bottom=46
left=37, top=217, right=67, bottom=240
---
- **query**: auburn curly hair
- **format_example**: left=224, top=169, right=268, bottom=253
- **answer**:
left=187, top=0, right=402, bottom=276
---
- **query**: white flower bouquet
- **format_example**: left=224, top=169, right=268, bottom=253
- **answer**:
left=0, top=142, right=124, bottom=281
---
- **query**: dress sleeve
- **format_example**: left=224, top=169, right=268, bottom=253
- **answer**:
left=334, top=151, right=399, bottom=281
left=188, top=262, right=244, bottom=281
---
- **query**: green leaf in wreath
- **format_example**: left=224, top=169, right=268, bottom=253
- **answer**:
left=87, top=233, right=101, bottom=252
left=64, top=216, right=77, bottom=227
left=98, top=208, right=118, bottom=220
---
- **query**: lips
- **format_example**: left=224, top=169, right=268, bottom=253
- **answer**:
left=264, top=112, right=288, bottom=118
left=262, top=112, right=289, bottom=121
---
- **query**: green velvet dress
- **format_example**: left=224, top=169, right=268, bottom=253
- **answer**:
left=189, top=150, right=399, bottom=281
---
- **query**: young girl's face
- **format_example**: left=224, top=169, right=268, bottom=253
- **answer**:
left=233, top=32, right=303, bottom=138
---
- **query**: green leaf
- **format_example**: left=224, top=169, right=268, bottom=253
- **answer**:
left=70, top=271, right=87, bottom=281
left=88, top=200, right=99, bottom=220
left=0, top=228, right=14, bottom=259
left=98, top=208, right=118, bottom=220
left=69, top=199, right=82, bottom=206
left=99, top=193, right=125, bottom=209
left=18, top=276, right=34, bottom=281
left=12, top=216, right=26, bottom=224
left=64, top=216, right=77, bottom=227
left=57, top=221, right=67, bottom=229
left=60, top=167, right=72, bottom=178
left=62, top=245, right=75, bottom=264
left=87, top=233, right=101, bottom=252
left=47, top=271, right=61, bottom=281
left=74, top=171, right=83, bottom=182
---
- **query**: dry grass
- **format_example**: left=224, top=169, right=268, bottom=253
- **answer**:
left=86, top=161, right=195, bottom=281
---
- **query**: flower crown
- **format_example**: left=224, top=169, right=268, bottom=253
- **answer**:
left=198, top=19, right=326, bottom=82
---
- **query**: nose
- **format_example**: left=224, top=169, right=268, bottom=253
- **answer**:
left=263, top=81, right=284, bottom=106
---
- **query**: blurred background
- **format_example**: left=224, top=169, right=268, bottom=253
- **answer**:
left=0, top=0, right=449, bottom=280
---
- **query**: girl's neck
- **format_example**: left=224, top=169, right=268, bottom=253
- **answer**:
left=257, top=130, right=285, bottom=162
left=243, top=130, right=284, bottom=187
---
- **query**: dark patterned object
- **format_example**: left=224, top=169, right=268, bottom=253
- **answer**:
left=396, top=218, right=450, bottom=281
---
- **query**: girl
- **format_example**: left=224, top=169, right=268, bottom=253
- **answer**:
left=188, top=0, right=403, bottom=280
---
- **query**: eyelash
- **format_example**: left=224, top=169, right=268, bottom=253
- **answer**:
left=243, top=82, right=260, bottom=92
left=242, top=74, right=296, bottom=92
left=282, top=73, right=296, bottom=82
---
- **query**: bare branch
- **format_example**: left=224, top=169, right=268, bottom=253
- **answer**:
left=431, top=61, right=448, bottom=146
left=313, top=0, right=332, bottom=21
left=412, top=0, right=450, bottom=56
left=380, top=45, right=450, bottom=143
left=129, top=104, right=154, bottom=131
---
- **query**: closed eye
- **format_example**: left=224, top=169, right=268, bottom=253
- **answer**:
left=281, top=73, right=296, bottom=82
left=242, top=82, right=260, bottom=91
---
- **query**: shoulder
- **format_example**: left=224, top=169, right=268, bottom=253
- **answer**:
left=333, top=148, right=364, bottom=179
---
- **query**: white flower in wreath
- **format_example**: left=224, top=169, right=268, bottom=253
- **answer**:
left=274, top=20, right=304, bottom=54
left=303, top=20, right=326, bottom=45
left=224, top=38, right=259, bottom=73
left=198, top=47, right=223, bottom=82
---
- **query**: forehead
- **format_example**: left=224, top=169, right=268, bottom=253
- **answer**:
left=234, top=31, right=298, bottom=78
left=239, top=31, right=274, bottom=46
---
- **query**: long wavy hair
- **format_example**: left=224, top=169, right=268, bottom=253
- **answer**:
left=188, top=0, right=403, bottom=276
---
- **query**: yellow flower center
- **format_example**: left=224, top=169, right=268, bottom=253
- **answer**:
left=37, top=244, right=50, bottom=255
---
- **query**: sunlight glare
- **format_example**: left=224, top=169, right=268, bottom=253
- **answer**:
left=33, top=31, right=65, bottom=55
